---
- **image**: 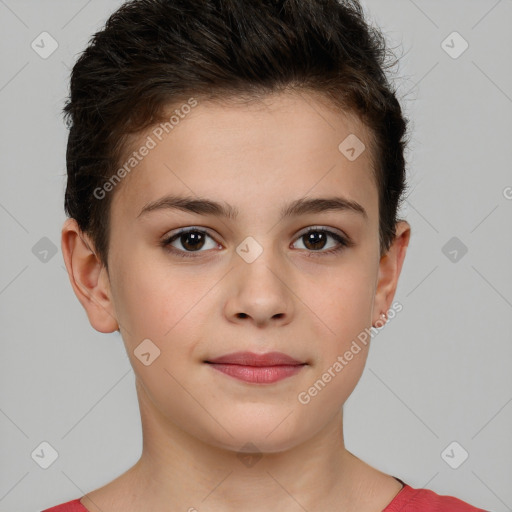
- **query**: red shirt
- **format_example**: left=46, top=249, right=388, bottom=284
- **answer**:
left=41, top=481, right=488, bottom=511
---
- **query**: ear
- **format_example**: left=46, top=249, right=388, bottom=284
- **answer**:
left=372, top=220, right=411, bottom=325
left=61, top=218, right=119, bottom=333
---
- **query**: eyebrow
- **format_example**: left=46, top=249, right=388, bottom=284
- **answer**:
left=137, top=194, right=367, bottom=221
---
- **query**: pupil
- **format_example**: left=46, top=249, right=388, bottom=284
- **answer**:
left=305, top=232, right=326, bottom=250
left=182, top=231, right=204, bottom=251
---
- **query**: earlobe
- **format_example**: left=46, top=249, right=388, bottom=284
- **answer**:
left=61, top=218, right=119, bottom=333
left=372, top=221, right=411, bottom=325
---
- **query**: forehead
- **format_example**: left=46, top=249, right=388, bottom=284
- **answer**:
left=110, top=90, right=378, bottom=222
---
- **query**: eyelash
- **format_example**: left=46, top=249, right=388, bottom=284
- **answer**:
left=161, top=227, right=353, bottom=259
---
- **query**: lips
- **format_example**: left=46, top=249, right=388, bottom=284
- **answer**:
left=206, top=351, right=304, bottom=366
left=205, top=351, right=307, bottom=384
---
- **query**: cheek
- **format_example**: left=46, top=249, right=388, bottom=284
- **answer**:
left=308, top=261, right=376, bottom=341
left=113, top=263, right=211, bottom=394
left=111, top=250, right=204, bottom=337
left=112, top=258, right=226, bottom=387
left=299, top=276, right=373, bottom=412
left=298, top=261, right=375, bottom=401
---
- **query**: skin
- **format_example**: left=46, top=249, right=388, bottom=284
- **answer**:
left=61, top=90, right=410, bottom=512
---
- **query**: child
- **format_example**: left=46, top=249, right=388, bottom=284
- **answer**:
left=45, top=0, right=488, bottom=510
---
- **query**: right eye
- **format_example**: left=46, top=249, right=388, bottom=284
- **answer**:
left=161, top=227, right=221, bottom=258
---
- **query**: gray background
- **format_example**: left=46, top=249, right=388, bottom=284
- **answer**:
left=1, top=0, right=511, bottom=511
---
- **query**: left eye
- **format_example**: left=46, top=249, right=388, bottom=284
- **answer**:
left=291, top=227, right=350, bottom=255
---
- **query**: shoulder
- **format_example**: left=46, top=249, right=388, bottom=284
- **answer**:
left=41, top=498, right=87, bottom=512
left=384, top=482, right=489, bottom=512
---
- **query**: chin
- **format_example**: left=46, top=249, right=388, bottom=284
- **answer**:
left=213, top=432, right=304, bottom=456
left=199, top=410, right=312, bottom=455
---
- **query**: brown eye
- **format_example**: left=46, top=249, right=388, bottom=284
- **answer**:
left=162, top=228, right=219, bottom=258
left=292, top=227, right=352, bottom=256
left=176, top=231, right=206, bottom=251
left=302, top=231, right=329, bottom=250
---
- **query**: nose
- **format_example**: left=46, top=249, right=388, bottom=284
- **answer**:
left=224, top=252, right=294, bottom=329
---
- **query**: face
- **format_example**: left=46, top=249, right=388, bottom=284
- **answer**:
left=66, top=90, right=408, bottom=454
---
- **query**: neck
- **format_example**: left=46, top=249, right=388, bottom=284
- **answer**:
left=132, top=380, right=367, bottom=512
left=82, top=378, right=401, bottom=512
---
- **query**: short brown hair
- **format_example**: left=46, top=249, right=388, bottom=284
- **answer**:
left=63, top=0, right=409, bottom=271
